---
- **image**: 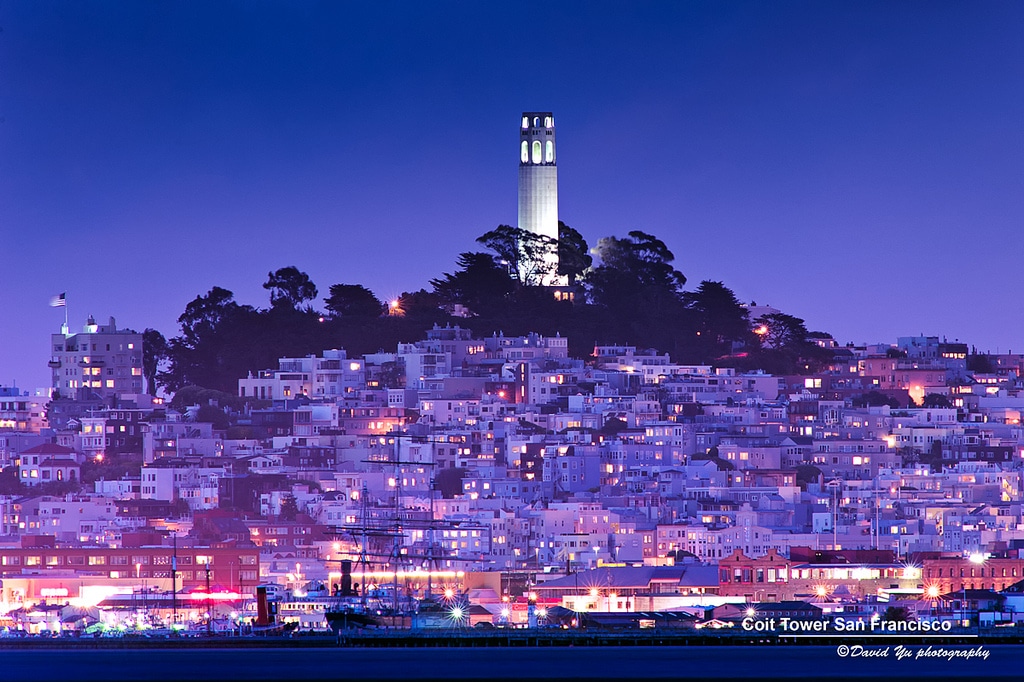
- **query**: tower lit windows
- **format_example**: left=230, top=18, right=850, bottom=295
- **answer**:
left=517, top=111, right=559, bottom=284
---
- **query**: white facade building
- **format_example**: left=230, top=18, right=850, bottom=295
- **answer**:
left=49, top=316, right=143, bottom=398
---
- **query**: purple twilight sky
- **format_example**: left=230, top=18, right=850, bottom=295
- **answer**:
left=1, top=1, right=1022, bottom=391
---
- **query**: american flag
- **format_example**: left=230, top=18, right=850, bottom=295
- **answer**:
left=49, top=293, right=66, bottom=308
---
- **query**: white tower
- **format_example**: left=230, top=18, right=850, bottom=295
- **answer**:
left=518, top=112, right=559, bottom=281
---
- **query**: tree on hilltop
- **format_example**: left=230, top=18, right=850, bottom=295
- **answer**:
left=752, top=312, right=810, bottom=352
left=682, top=281, right=751, bottom=357
left=557, top=221, right=592, bottom=286
left=431, top=252, right=514, bottom=314
left=476, top=225, right=557, bottom=286
left=143, top=328, right=169, bottom=396
left=585, top=230, right=687, bottom=312
left=395, top=289, right=444, bottom=320
left=162, top=287, right=295, bottom=393
left=324, top=284, right=385, bottom=318
left=264, top=266, right=318, bottom=310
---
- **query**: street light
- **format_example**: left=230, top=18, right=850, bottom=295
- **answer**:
left=963, top=553, right=987, bottom=629
left=827, top=479, right=842, bottom=550
left=925, top=584, right=940, bottom=618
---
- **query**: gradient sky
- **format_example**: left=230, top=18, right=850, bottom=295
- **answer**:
left=1, top=1, right=1022, bottom=391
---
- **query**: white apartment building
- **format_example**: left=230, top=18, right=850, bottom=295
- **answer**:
left=239, top=350, right=365, bottom=400
left=49, top=316, right=143, bottom=398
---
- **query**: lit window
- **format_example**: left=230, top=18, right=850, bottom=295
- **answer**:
left=532, top=140, right=542, bottom=164
left=545, top=140, right=553, bottom=162
left=544, top=116, right=553, bottom=128
left=522, top=116, right=529, bottom=129
left=521, top=140, right=529, bottom=163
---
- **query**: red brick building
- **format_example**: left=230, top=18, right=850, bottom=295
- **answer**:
left=717, top=548, right=793, bottom=601
left=921, top=556, right=1024, bottom=593
left=0, top=544, right=258, bottom=592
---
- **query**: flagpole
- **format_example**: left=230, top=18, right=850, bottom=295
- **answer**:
left=52, top=293, right=69, bottom=335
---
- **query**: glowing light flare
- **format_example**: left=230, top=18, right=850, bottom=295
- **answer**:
left=188, top=591, right=241, bottom=601
left=900, top=564, right=922, bottom=580
left=851, top=567, right=872, bottom=581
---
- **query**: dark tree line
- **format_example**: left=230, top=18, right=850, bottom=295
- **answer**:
left=151, top=225, right=828, bottom=395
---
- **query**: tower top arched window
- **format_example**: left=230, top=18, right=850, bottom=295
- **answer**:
left=521, top=140, right=529, bottom=163
left=522, top=116, right=529, bottom=129
left=533, top=117, right=540, bottom=127
left=531, top=140, right=542, bottom=164
left=544, top=116, right=553, bottom=128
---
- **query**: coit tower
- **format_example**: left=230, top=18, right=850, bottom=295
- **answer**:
left=517, top=112, right=559, bottom=279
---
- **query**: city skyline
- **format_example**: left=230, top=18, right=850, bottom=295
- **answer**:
left=2, top=2, right=1022, bottom=391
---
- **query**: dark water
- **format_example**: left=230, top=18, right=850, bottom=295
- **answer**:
left=4, top=644, right=1017, bottom=681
